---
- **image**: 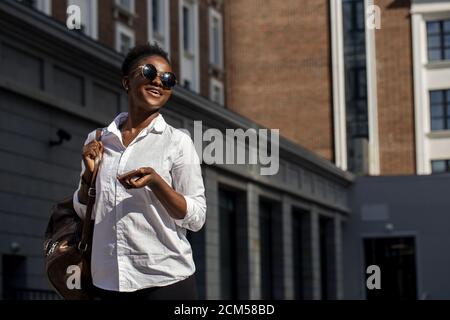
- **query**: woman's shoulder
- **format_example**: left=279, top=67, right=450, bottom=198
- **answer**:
left=83, top=127, right=106, bottom=145
left=165, top=123, right=194, bottom=145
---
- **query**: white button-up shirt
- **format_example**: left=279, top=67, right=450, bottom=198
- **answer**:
left=72, top=112, right=207, bottom=292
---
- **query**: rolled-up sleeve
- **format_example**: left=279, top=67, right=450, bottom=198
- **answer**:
left=171, top=133, right=207, bottom=232
left=73, top=131, right=96, bottom=220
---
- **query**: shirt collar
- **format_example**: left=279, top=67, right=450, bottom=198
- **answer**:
left=105, top=112, right=167, bottom=138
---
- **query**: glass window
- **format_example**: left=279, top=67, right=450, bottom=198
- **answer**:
left=426, top=19, right=450, bottom=62
left=431, top=105, right=444, bottom=117
left=211, top=80, right=224, bottom=106
left=343, top=0, right=369, bottom=173
left=427, top=35, right=440, bottom=48
left=429, top=49, right=441, bottom=61
left=213, top=85, right=221, bottom=103
left=431, top=160, right=450, bottom=173
left=183, top=6, right=192, bottom=52
left=152, top=0, right=160, bottom=34
left=120, top=33, right=132, bottom=55
left=431, top=119, right=444, bottom=130
left=444, top=20, right=450, bottom=32
left=212, top=16, right=220, bottom=65
left=444, top=35, right=450, bottom=46
left=429, top=89, right=450, bottom=131
left=149, top=0, right=169, bottom=53
left=343, top=0, right=365, bottom=32
left=209, top=8, right=223, bottom=69
left=17, top=0, right=37, bottom=8
left=67, top=0, right=97, bottom=39
left=183, top=79, right=191, bottom=90
left=427, top=21, right=440, bottom=34
left=117, top=0, right=133, bottom=12
left=430, top=90, right=444, bottom=103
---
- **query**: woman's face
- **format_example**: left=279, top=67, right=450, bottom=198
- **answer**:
left=123, top=55, right=173, bottom=112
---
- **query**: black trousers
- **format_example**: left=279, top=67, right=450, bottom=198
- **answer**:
left=93, top=274, right=198, bottom=300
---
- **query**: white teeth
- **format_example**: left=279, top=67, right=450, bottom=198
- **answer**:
left=148, top=89, right=160, bottom=95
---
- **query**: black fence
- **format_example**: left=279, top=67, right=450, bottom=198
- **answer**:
left=4, top=288, right=61, bottom=300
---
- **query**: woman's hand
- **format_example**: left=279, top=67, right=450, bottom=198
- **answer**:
left=117, top=167, right=160, bottom=189
left=82, top=140, right=104, bottom=181
left=117, top=167, right=188, bottom=220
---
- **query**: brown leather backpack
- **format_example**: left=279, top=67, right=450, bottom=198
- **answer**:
left=43, top=128, right=103, bottom=300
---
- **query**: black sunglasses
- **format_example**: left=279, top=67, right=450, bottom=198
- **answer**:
left=129, top=64, right=177, bottom=89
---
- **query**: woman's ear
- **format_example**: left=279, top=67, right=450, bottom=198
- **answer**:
left=122, top=77, right=129, bottom=92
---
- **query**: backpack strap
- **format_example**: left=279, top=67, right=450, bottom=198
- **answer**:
left=78, top=128, right=103, bottom=252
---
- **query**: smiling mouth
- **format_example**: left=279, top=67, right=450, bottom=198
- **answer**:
left=145, top=88, right=162, bottom=97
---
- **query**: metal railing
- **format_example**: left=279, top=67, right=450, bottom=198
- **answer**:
left=4, top=288, right=61, bottom=300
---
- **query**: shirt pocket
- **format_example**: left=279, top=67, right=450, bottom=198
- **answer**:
left=128, top=253, right=167, bottom=269
left=143, top=152, right=173, bottom=190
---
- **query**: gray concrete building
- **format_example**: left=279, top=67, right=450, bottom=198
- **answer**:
left=345, top=175, right=450, bottom=300
left=0, top=0, right=352, bottom=300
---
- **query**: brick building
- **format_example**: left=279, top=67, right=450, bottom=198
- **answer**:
left=225, top=0, right=450, bottom=176
left=21, top=0, right=450, bottom=177
left=2, top=0, right=450, bottom=300
left=0, top=0, right=352, bottom=300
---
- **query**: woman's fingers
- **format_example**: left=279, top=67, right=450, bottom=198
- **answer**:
left=117, top=168, right=154, bottom=189
left=129, top=175, right=149, bottom=188
left=82, top=140, right=104, bottom=176
left=86, top=149, right=96, bottom=159
left=89, top=141, right=104, bottom=159
left=94, top=141, right=101, bottom=157
left=118, top=177, right=131, bottom=189
left=117, top=169, right=139, bottom=180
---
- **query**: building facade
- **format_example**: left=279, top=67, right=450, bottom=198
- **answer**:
left=0, top=0, right=352, bottom=300
left=410, top=0, right=450, bottom=175
left=345, top=174, right=450, bottom=300
left=19, top=0, right=450, bottom=177
left=2, top=0, right=450, bottom=300
left=225, top=0, right=450, bottom=176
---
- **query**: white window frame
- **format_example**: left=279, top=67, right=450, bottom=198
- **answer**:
left=424, top=15, right=450, bottom=64
left=179, top=0, right=200, bottom=92
left=147, top=0, right=171, bottom=55
left=115, top=22, right=135, bottom=55
left=208, top=7, right=223, bottom=69
left=329, top=0, right=380, bottom=175
left=210, top=77, right=224, bottom=106
left=115, top=0, right=135, bottom=13
left=330, top=0, right=347, bottom=171
left=67, top=0, right=98, bottom=39
left=364, top=0, right=380, bottom=175
left=411, top=1, right=450, bottom=174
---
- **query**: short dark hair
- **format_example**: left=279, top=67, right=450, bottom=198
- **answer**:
left=121, top=42, right=171, bottom=77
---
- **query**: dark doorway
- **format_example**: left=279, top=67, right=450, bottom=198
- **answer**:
left=219, top=188, right=239, bottom=299
left=363, top=237, right=418, bottom=300
left=319, top=216, right=334, bottom=300
left=259, top=199, right=274, bottom=300
left=2, top=254, right=27, bottom=300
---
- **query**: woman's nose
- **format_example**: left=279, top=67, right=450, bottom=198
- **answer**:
left=151, top=74, right=163, bottom=87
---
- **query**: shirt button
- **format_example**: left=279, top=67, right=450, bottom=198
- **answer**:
left=108, top=243, right=115, bottom=255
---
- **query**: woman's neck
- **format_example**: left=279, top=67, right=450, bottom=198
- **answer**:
left=121, top=107, right=160, bottom=132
